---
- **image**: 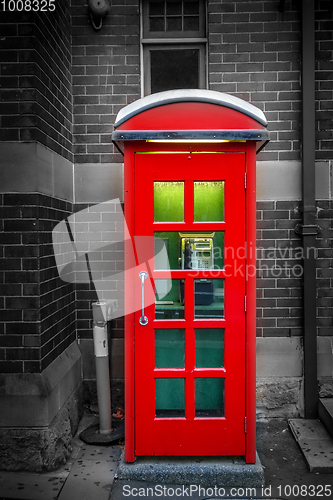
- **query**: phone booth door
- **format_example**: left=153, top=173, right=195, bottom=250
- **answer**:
left=134, top=151, right=246, bottom=456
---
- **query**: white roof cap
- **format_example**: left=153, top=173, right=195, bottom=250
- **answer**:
left=114, top=89, right=267, bottom=128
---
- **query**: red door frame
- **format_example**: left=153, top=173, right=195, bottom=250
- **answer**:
left=124, top=141, right=257, bottom=464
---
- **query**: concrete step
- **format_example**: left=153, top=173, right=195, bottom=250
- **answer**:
left=289, top=418, right=333, bottom=473
left=117, top=450, right=264, bottom=488
left=319, top=397, right=333, bottom=440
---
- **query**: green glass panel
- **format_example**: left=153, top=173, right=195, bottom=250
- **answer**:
left=195, top=378, right=224, bottom=417
left=194, top=181, right=224, bottom=222
left=194, top=279, right=224, bottom=318
left=155, top=329, right=185, bottom=368
left=155, top=231, right=224, bottom=270
left=155, top=378, right=185, bottom=417
left=154, top=181, right=184, bottom=222
left=195, top=329, right=224, bottom=368
left=155, top=279, right=184, bottom=319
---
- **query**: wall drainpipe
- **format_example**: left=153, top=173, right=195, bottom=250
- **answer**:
left=80, top=299, right=124, bottom=444
left=92, top=301, right=113, bottom=434
left=300, top=0, right=319, bottom=419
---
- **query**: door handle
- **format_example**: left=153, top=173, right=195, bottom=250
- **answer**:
left=139, top=271, right=148, bottom=325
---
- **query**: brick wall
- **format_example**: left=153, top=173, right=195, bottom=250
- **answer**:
left=256, top=200, right=303, bottom=338
left=317, top=199, right=333, bottom=337
left=0, top=0, right=73, bottom=160
left=316, top=0, right=333, bottom=159
left=208, top=0, right=301, bottom=162
left=0, top=194, right=75, bottom=374
left=71, top=0, right=140, bottom=164
left=208, top=0, right=333, bottom=162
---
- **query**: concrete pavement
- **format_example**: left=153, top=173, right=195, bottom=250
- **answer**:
left=1, top=416, right=333, bottom=500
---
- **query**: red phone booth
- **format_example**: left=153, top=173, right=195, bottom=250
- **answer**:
left=112, top=90, right=269, bottom=464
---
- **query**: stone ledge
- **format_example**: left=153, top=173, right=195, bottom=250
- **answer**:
left=0, top=342, right=82, bottom=427
left=0, top=383, right=82, bottom=472
left=256, top=377, right=303, bottom=419
left=117, top=450, right=264, bottom=488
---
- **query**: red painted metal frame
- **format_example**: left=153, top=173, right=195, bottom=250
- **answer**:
left=124, top=141, right=257, bottom=463
left=245, top=143, right=257, bottom=464
left=135, top=152, right=245, bottom=457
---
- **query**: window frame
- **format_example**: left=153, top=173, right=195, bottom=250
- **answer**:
left=141, top=0, right=207, bottom=96
left=142, top=0, right=206, bottom=39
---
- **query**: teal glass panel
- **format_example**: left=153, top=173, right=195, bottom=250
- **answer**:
left=155, top=378, right=185, bottom=417
left=194, top=279, right=224, bottom=318
left=194, top=181, right=224, bottom=222
left=155, top=329, right=185, bottom=368
left=195, top=378, right=224, bottom=417
left=155, top=231, right=224, bottom=270
left=195, top=329, right=224, bottom=368
left=154, top=181, right=184, bottom=222
left=155, top=279, right=184, bottom=319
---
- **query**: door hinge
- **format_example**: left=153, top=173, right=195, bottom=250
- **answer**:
left=244, top=295, right=247, bottom=312
left=245, top=417, right=247, bottom=433
left=244, top=172, right=247, bottom=189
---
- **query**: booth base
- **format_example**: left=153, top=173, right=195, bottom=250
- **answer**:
left=117, top=450, right=264, bottom=488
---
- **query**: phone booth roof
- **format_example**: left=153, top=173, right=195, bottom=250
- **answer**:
left=112, top=89, right=269, bottom=153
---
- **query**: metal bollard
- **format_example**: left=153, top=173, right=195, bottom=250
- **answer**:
left=92, top=300, right=115, bottom=435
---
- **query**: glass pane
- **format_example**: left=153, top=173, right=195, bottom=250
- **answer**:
left=155, top=329, right=185, bottom=368
left=151, top=49, right=199, bottom=94
left=195, top=329, right=224, bottom=367
left=150, top=17, right=165, bottom=31
left=194, top=181, right=225, bottom=222
left=194, top=279, right=224, bottom=318
left=149, top=1, right=164, bottom=15
left=184, top=1, right=199, bottom=14
left=184, top=16, right=199, bottom=30
left=154, top=181, right=184, bottom=222
left=156, top=378, right=185, bottom=417
left=155, top=231, right=224, bottom=270
left=167, top=16, right=182, bottom=30
left=166, top=1, right=182, bottom=15
left=195, top=378, right=224, bottom=417
left=155, top=279, right=184, bottom=319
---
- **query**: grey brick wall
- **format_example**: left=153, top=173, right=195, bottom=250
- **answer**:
left=71, top=0, right=140, bottom=164
left=0, top=194, right=75, bottom=373
left=0, top=0, right=73, bottom=160
left=256, top=200, right=303, bottom=338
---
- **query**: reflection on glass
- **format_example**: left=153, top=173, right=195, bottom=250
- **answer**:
left=150, top=50, right=200, bottom=94
left=195, top=329, right=224, bottom=368
left=154, top=181, right=184, bottom=222
left=194, top=181, right=224, bottom=222
left=155, top=231, right=224, bottom=270
left=155, top=329, right=185, bottom=368
left=194, top=279, right=224, bottom=318
left=195, top=378, right=224, bottom=417
left=155, top=378, right=185, bottom=418
left=155, top=279, right=184, bottom=319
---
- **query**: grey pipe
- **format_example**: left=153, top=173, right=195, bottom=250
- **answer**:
left=92, top=301, right=115, bottom=435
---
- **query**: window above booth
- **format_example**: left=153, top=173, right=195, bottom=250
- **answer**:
left=141, top=0, right=207, bottom=95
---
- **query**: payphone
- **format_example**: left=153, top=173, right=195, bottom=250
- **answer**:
left=112, top=89, right=269, bottom=464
